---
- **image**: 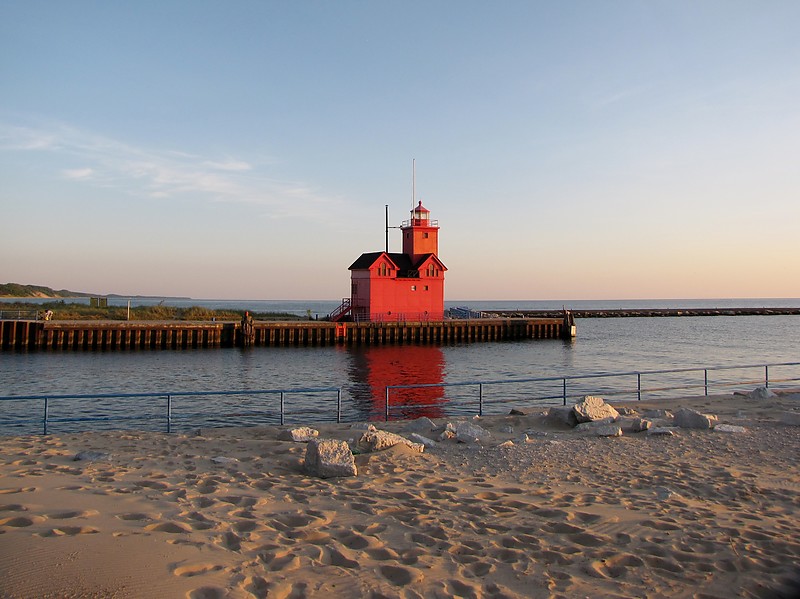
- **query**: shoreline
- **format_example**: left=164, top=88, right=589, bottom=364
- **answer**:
left=1, top=392, right=799, bottom=598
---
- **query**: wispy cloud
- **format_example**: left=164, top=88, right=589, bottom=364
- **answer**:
left=62, top=167, right=95, bottom=180
left=0, top=119, right=343, bottom=219
left=202, top=159, right=253, bottom=172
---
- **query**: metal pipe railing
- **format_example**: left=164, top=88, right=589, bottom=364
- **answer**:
left=0, top=310, right=40, bottom=320
left=2, top=362, right=798, bottom=433
left=384, top=361, right=800, bottom=421
left=0, top=387, right=342, bottom=435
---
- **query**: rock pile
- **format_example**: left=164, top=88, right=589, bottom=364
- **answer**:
left=545, top=396, right=729, bottom=438
left=292, top=387, right=781, bottom=477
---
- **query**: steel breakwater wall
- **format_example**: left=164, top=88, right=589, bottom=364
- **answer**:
left=0, top=317, right=568, bottom=351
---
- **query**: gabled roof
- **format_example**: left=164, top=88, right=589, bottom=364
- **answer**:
left=349, top=252, right=412, bottom=271
left=349, top=251, right=447, bottom=273
left=413, top=253, right=448, bottom=271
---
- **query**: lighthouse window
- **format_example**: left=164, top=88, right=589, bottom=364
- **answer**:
left=423, top=232, right=429, bottom=238
left=411, top=285, right=417, bottom=291
left=424, top=285, right=429, bottom=291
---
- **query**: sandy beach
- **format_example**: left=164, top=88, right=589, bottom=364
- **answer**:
left=1, top=392, right=799, bottom=599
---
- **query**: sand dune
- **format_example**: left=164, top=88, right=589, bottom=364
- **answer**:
left=1, top=393, right=799, bottom=598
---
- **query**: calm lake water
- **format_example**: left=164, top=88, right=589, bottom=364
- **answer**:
left=1, top=299, right=799, bottom=433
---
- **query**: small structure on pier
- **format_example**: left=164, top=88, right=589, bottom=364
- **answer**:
left=333, top=201, right=447, bottom=322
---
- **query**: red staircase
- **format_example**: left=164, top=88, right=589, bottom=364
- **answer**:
left=328, top=298, right=352, bottom=322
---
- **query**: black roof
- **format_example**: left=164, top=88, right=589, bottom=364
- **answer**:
left=349, top=252, right=444, bottom=271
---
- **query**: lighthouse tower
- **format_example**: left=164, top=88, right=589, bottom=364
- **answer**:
left=402, top=201, right=439, bottom=263
left=338, top=201, right=447, bottom=322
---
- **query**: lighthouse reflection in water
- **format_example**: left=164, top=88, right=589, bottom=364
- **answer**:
left=345, top=345, right=446, bottom=421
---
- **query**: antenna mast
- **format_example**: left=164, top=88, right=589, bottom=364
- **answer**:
left=412, top=158, right=416, bottom=210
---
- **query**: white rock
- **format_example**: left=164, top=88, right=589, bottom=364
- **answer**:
left=647, top=427, right=677, bottom=436
left=616, top=407, right=638, bottom=416
left=616, top=417, right=652, bottom=433
left=674, top=408, right=718, bottom=429
left=574, top=418, right=616, bottom=432
left=642, top=409, right=673, bottom=419
left=210, top=456, right=239, bottom=464
left=405, top=417, right=437, bottom=433
left=407, top=433, right=437, bottom=448
left=573, top=396, right=620, bottom=423
left=439, top=429, right=456, bottom=441
left=452, top=421, right=492, bottom=444
left=748, top=387, right=777, bottom=400
left=713, top=424, right=747, bottom=433
left=594, top=424, right=623, bottom=437
left=305, top=439, right=357, bottom=478
left=356, top=429, right=424, bottom=453
left=277, top=427, right=319, bottom=442
left=547, top=406, right=578, bottom=427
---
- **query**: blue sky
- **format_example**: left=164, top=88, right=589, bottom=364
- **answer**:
left=2, top=1, right=799, bottom=300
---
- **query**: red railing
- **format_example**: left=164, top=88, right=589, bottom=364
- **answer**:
left=328, top=298, right=351, bottom=322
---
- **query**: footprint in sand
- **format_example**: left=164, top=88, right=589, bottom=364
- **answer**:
left=378, top=564, right=420, bottom=587
left=241, top=576, right=268, bottom=597
left=219, top=495, right=257, bottom=508
left=334, top=531, right=373, bottom=551
left=0, top=515, right=45, bottom=527
left=145, top=521, right=192, bottom=534
left=258, top=550, right=301, bottom=572
left=325, top=547, right=360, bottom=569
left=134, top=480, right=170, bottom=490
left=47, top=509, right=99, bottom=520
left=117, top=512, right=153, bottom=522
left=0, top=487, right=37, bottom=495
left=40, top=526, right=99, bottom=536
left=171, top=562, right=224, bottom=577
left=186, top=586, right=227, bottom=599
left=586, top=553, right=644, bottom=579
left=216, top=531, right=242, bottom=551
left=193, top=497, right=216, bottom=509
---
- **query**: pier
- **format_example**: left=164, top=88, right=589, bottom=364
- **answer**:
left=0, top=317, right=569, bottom=351
left=484, top=308, right=800, bottom=318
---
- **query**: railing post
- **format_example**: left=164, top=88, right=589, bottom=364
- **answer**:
left=166, top=394, right=172, bottom=433
left=637, top=373, right=641, bottom=401
left=478, top=383, right=483, bottom=416
left=562, top=378, right=567, bottom=406
left=765, top=365, right=769, bottom=388
left=337, top=389, right=342, bottom=423
left=43, top=397, right=49, bottom=435
left=704, top=369, right=709, bottom=396
left=280, top=392, right=285, bottom=426
left=385, top=387, right=390, bottom=422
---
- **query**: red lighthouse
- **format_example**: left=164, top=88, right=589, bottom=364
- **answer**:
left=333, top=201, right=447, bottom=322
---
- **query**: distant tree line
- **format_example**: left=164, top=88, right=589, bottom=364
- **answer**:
left=0, top=283, right=91, bottom=298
